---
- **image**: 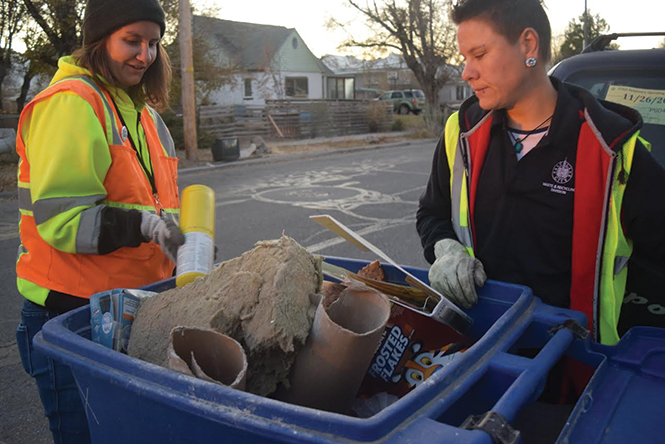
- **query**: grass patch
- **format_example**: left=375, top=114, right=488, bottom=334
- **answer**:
left=393, top=114, right=437, bottom=138
left=392, top=114, right=426, bottom=132
left=408, top=128, right=438, bottom=139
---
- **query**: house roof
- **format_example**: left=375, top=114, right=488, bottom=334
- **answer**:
left=193, top=16, right=292, bottom=69
left=321, top=54, right=408, bottom=74
left=192, top=16, right=333, bottom=75
left=322, top=53, right=462, bottom=78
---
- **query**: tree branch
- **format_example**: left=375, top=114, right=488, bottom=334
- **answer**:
left=22, top=0, right=59, bottom=49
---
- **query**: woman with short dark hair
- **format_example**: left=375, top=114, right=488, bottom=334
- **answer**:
left=418, top=0, right=665, bottom=346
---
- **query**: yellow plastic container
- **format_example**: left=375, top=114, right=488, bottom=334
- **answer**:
left=176, top=185, right=216, bottom=287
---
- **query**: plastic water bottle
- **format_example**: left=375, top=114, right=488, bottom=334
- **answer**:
left=176, top=185, right=216, bottom=287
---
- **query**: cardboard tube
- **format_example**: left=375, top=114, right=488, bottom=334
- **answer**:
left=168, top=326, right=248, bottom=391
left=277, top=282, right=390, bottom=413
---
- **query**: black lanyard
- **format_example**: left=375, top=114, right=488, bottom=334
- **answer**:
left=108, top=96, right=157, bottom=195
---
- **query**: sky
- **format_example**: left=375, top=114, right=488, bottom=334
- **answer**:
left=198, top=0, right=664, bottom=57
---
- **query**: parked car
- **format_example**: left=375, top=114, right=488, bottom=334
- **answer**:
left=377, top=89, right=426, bottom=115
left=551, top=32, right=665, bottom=334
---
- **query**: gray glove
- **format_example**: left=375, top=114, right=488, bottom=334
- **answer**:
left=428, top=238, right=487, bottom=309
left=140, top=211, right=185, bottom=263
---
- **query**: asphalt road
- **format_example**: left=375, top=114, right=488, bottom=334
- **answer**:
left=0, top=139, right=437, bottom=444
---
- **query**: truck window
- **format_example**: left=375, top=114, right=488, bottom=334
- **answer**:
left=567, top=69, right=665, bottom=167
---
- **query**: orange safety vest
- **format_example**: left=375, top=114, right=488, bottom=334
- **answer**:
left=16, top=76, right=180, bottom=299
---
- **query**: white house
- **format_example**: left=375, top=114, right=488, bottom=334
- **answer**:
left=192, top=16, right=353, bottom=106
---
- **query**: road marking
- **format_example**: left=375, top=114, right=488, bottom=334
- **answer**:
left=0, top=223, right=18, bottom=241
left=393, top=186, right=428, bottom=197
left=215, top=199, right=251, bottom=208
left=383, top=169, right=430, bottom=176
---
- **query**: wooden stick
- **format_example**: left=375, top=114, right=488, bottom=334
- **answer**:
left=267, top=114, right=285, bottom=139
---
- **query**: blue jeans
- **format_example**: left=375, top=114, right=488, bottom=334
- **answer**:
left=16, top=299, right=91, bottom=444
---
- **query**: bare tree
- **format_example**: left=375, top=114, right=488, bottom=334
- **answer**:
left=257, top=43, right=285, bottom=101
left=167, top=31, right=239, bottom=107
left=1, top=0, right=26, bottom=111
left=332, top=0, right=457, bottom=131
left=167, top=10, right=241, bottom=108
left=15, top=22, right=54, bottom=112
left=22, top=0, right=85, bottom=65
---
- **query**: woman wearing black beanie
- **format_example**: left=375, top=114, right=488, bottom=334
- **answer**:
left=15, top=1, right=182, bottom=443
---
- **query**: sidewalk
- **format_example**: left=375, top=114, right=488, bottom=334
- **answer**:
left=269, top=131, right=410, bottom=147
left=176, top=131, right=424, bottom=172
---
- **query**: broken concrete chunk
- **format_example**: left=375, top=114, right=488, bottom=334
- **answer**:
left=128, top=235, right=322, bottom=396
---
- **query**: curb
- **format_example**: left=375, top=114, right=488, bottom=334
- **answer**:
left=179, top=138, right=436, bottom=175
left=0, top=139, right=437, bottom=199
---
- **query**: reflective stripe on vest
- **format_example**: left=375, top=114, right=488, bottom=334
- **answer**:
left=444, top=108, right=636, bottom=345
left=444, top=111, right=494, bottom=257
left=597, top=133, right=635, bottom=345
left=444, top=112, right=472, bottom=253
left=16, top=76, right=180, bottom=300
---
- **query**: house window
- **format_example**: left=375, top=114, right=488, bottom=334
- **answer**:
left=344, top=78, right=354, bottom=99
left=285, top=77, right=308, bottom=98
left=388, top=71, right=399, bottom=88
left=292, top=37, right=299, bottom=49
left=244, top=79, right=253, bottom=98
left=326, top=77, right=355, bottom=100
left=456, top=85, right=467, bottom=101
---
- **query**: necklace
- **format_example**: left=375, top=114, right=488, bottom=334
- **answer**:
left=511, top=114, right=553, bottom=153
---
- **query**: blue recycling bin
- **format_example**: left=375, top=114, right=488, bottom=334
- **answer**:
left=33, top=257, right=665, bottom=444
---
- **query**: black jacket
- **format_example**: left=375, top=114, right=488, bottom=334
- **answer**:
left=417, top=79, right=665, bottom=329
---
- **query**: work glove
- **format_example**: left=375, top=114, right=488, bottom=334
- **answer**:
left=140, top=211, right=185, bottom=263
left=428, top=238, right=487, bottom=309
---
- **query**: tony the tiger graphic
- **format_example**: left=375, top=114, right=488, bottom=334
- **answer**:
left=358, top=304, right=470, bottom=399
left=392, top=342, right=467, bottom=389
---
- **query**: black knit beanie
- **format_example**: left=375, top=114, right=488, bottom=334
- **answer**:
left=83, top=0, right=166, bottom=45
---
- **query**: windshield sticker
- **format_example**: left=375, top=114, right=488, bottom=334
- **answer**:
left=605, top=85, right=665, bottom=126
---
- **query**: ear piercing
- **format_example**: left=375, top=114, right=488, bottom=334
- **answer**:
left=526, top=57, right=538, bottom=68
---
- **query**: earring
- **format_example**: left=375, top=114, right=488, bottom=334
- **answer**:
left=525, top=57, right=538, bottom=68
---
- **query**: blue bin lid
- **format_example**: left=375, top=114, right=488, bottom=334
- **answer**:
left=558, top=327, right=665, bottom=444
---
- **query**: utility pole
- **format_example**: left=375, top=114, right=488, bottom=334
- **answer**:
left=179, top=0, right=198, bottom=161
left=583, top=0, right=589, bottom=50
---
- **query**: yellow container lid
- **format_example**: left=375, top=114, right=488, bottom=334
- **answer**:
left=179, top=185, right=215, bottom=237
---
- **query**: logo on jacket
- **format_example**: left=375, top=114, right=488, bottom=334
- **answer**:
left=552, top=159, right=574, bottom=184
